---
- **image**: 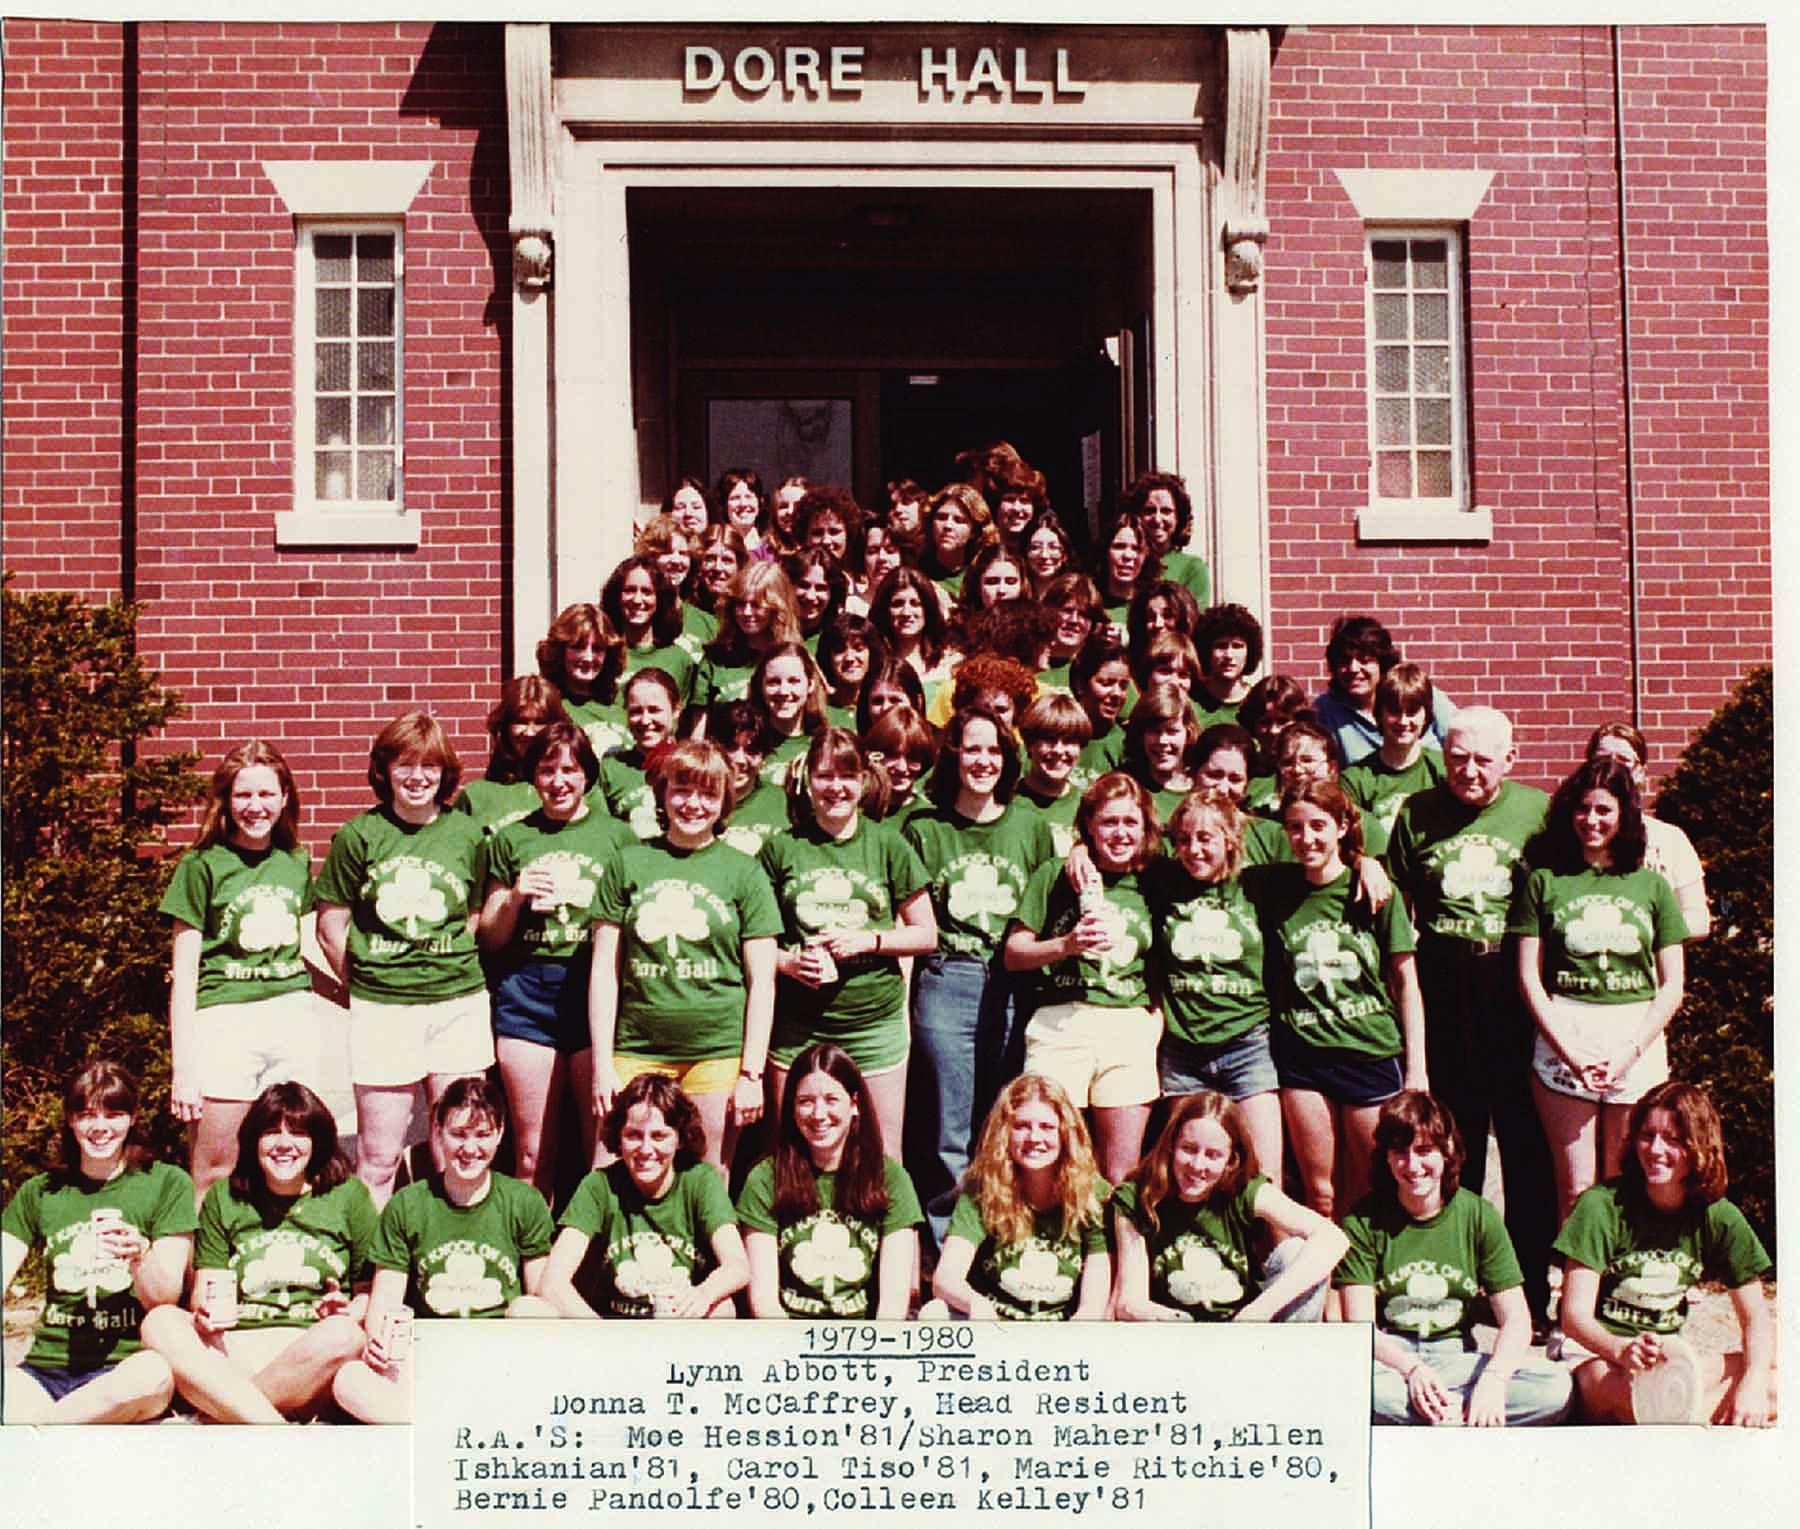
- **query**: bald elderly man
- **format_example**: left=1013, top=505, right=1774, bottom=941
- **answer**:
left=1388, top=706, right=1556, bottom=1328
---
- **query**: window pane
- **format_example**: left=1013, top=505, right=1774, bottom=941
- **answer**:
left=1416, top=398, right=1452, bottom=446
left=1373, top=294, right=1409, bottom=341
left=316, top=287, right=351, bottom=338
left=316, top=452, right=353, bottom=501
left=1417, top=452, right=1454, bottom=498
left=1414, top=293, right=1449, bottom=341
left=302, top=228, right=401, bottom=510
left=357, top=287, right=395, bottom=338
left=316, top=396, right=351, bottom=447
left=1377, top=452, right=1412, bottom=497
left=358, top=342, right=395, bottom=391
left=1376, top=397, right=1411, bottom=447
left=357, top=396, right=394, bottom=446
left=316, top=342, right=350, bottom=393
left=1375, top=346, right=1410, bottom=392
left=1370, top=241, right=1407, bottom=288
left=356, top=234, right=395, bottom=284
left=315, top=235, right=352, bottom=283
left=358, top=451, right=396, bottom=502
left=1414, top=346, right=1450, bottom=395
left=1411, top=240, right=1448, bottom=288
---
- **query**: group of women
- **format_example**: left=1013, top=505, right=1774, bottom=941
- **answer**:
left=1, top=452, right=1773, bottom=1430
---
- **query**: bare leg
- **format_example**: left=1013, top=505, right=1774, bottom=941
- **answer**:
left=1599, top=1100, right=1634, bottom=1182
left=1281, top=1088, right=1339, bottom=1219
left=332, top=1359, right=411, bottom=1425
left=239, top=1315, right=367, bottom=1418
left=1532, top=1077, right=1598, bottom=1226
left=1237, top=1091, right=1284, bottom=1184
left=354, top=1082, right=422, bottom=1210
left=1337, top=1100, right=1384, bottom=1211
left=691, top=1088, right=732, bottom=1176
left=864, top=1061, right=908, bottom=1160
left=566, top=1048, right=600, bottom=1170
left=1572, top=1358, right=1636, bottom=1423
left=192, top=1099, right=253, bottom=1208
left=2, top=1350, right=175, bottom=1425
left=139, top=1306, right=286, bottom=1424
left=1092, top=1103, right=1152, bottom=1185
left=496, top=1038, right=561, bottom=1198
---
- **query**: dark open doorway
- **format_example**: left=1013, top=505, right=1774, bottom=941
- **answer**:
left=637, top=184, right=1152, bottom=537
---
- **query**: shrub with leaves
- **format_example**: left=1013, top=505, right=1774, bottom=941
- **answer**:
left=1654, top=666, right=1775, bottom=1258
left=2, top=579, right=204, bottom=1201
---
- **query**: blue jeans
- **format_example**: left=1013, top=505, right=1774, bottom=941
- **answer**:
left=1370, top=1334, right=1573, bottom=1426
left=907, top=951, right=1022, bottom=1252
left=1260, top=1235, right=1330, bottom=1323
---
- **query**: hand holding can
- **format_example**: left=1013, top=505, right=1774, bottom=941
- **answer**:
left=199, top=1268, right=239, bottom=1330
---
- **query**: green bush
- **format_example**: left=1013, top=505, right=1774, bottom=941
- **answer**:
left=1654, top=666, right=1775, bottom=1259
left=2, top=579, right=205, bottom=1201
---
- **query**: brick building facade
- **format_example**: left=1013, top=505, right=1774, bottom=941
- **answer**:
left=3, top=20, right=1769, bottom=821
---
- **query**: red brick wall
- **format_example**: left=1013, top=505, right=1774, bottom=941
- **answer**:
left=6, top=22, right=1766, bottom=822
left=1616, top=26, right=1769, bottom=777
left=1263, top=23, right=1768, bottom=790
left=128, top=21, right=511, bottom=826
left=1, top=20, right=131, bottom=600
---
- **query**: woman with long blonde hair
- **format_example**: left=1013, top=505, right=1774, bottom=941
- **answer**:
left=928, top=1075, right=1110, bottom=1321
left=692, top=560, right=802, bottom=712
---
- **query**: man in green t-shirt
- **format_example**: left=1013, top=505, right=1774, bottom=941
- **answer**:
left=1388, top=705, right=1555, bottom=1325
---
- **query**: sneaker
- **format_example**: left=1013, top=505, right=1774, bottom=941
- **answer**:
left=1629, top=1334, right=1706, bottom=1424
left=917, top=1298, right=950, bottom=1321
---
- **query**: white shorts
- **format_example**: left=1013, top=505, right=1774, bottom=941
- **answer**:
left=1023, top=1001, right=1161, bottom=1109
left=1532, top=997, right=1669, bottom=1104
left=196, top=990, right=322, bottom=1102
left=349, top=991, right=494, bottom=1088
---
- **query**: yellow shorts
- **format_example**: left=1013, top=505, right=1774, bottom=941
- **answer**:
left=613, top=1053, right=742, bottom=1097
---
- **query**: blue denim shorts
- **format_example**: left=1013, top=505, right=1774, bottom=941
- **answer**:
left=1158, top=1022, right=1279, bottom=1101
left=17, top=1361, right=110, bottom=1402
left=491, top=959, right=592, bottom=1054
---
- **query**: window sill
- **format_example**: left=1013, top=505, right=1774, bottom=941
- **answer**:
left=275, top=508, right=421, bottom=549
left=1355, top=506, right=1492, bottom=544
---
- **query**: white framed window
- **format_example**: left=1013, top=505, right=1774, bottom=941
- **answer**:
left=288, top=222, right=407, bottom=531
left=1334, top=169, right=1494, bottom=542
left=263, top=159, right=430, bottom=547
left=1362, top=228, right=1471, bottom=525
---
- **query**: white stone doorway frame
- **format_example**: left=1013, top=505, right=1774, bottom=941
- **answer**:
left=507, top=37, right=1274, bottom=670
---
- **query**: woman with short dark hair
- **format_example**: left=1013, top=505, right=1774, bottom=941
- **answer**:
left=1338, top=1090, right=1572, bottom=1426
left=2, top=1061, right=193, bottom=1423
left=314, top=712, right=492, bottom=1208
left=141, top=1081, right=374, bottom=1423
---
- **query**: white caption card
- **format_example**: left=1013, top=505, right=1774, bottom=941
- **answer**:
left=414, top=1320, right=1371, bottom=1527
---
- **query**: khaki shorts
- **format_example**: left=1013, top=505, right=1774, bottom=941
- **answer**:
left=613, top=1053, right=742, bottom=1097
left=196, top=989, right=321, bottom=1101
left=349, top=991, right=494, bottom=1087
left=1532, top=997, right=1669, bottom=1104
left=1023, top=1001, right=1161, bottom=1108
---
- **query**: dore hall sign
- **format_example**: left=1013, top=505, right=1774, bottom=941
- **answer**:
left=682, top=43, right=1088, bottom=102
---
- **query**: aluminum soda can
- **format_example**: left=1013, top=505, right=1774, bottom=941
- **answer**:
left=807, top=936, right=839, bottom=984
left=199, top=1268, right=238, bottom=1329
left=381, top=1307, right=414, bottom=1370
left=1074, top=863, right=1106, bottom=919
